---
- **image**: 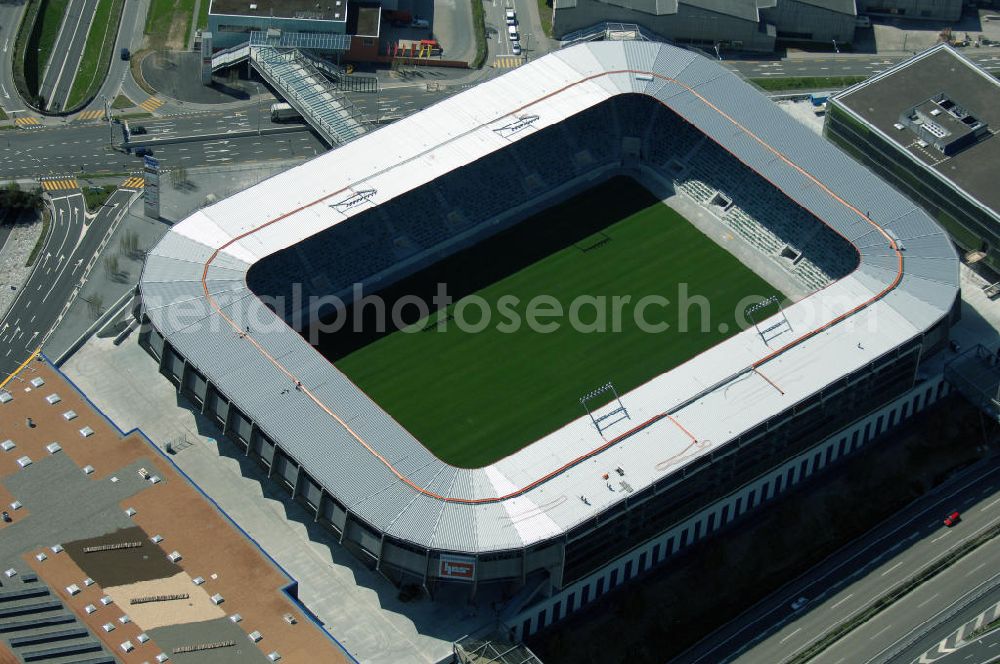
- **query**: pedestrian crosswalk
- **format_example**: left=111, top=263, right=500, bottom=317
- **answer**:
left=76, top=109, right=104, bottom=121
left=494, top=56, right=525, bottom=69
left=138, top=96, right=164, bottom=113
left=40, top=178, right=79, bottom=191
left=120, top=176, right=144, bottom=190
left=14, top=117, right=41, bottom=127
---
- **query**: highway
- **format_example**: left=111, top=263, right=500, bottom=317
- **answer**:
left=0, top=108, right=326, bottom=178
left=0, top=1, right=28, bottom=111
left=0, top=187, right=136, bottom=379
left=723, top=50, right=1000, bottom=79
left=675, top=458, right=1000, bottom=664
left=38, top=0, right=102, bottom=112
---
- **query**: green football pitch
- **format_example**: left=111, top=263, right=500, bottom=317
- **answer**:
left=333, top=177, right=783, bottom=468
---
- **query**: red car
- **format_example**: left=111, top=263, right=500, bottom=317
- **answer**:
left=943, top=511, right=961, bottom=527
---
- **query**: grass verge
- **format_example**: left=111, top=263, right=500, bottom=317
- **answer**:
left=112, top=112, right=152, bottom=120
left=27, top=0, right=71, bottom=99
left=64, top=0, right=125, bottom=111
left=750, top=75, right=866, bottom=92
left=25, top=207, right=51, bottom=267
left=471, top=0, right=487, bottom=69
left=196, top=0, right=210, bottom=31
left=536, top=0, right=553, bottom=38
left=82, top=184, right=117, bottom=212
left=331, top=177, right=780, bottom=467
left=0, top=108, right=7, bottom=121
left=144, top=0, right=197, bottom=50
left=111, top=94, right=134, bottom=109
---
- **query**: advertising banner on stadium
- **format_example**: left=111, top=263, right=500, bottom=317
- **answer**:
left=438, top=555, right=476, bottom=581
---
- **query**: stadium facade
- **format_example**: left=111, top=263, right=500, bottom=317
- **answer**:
left=137, top=41, right=960, bottom=638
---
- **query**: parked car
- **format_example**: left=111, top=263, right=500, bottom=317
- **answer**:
left=505, top=8, right=516, bottom=25
left=943, top=511, right=961, bottom=527
left=790, top=596, right=808, bottom=611
left=511, top=41, right=522, bottom=56
left=508, top=25, right=519, bottom=41
left=120, top=47, right=130, bottom=60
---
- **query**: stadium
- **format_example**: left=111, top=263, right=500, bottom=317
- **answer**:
left=137, top=41, right=960, bottom=640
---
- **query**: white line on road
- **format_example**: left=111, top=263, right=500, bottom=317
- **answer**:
left=980, top=496, right=1000, bottom=511
left=881, top=561, right=904, bottom=576
left=931, top=530, right=952, bottom=543
left=779, top=628, right=802, bottom=644
left=966, top=562, right=987, bottom=576
left=830, top=593, right=854, bottom=609
left=917, top=592, right=940, bottom=608
left=870, top=624, right=893, bottom=640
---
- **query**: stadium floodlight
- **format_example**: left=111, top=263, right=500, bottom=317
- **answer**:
left=580, top=382, right=630, bottom=434
left=745, top=295, right=791, bottom=345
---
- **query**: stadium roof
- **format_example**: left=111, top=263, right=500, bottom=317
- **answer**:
left=833, top=44, right=1000, bottom=216
left=140, top=41, right=958, bottom=554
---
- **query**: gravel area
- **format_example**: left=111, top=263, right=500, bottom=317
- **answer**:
left=0, top=211, right=45, bottom=320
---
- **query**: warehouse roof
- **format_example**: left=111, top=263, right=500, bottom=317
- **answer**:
left=833, top=44, right=1000, bottom=215
left=140, top=41, right=958, bottom=554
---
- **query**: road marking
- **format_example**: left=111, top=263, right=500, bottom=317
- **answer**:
left=931, top=530, right=952, bottom=543
left=871, top=624, right=893, bottom=639
left=917, top=592, right=941, bottom=609
left=779, top=628, right=802, bottom=644
left=139, top=97, right=165, bottom=113
left=75, top=109, right=104, bottom=121
left=830, top=593, right=854, bottom=609
left=881, top=561, right=904, bottom=576
left=120, top=176, right=144, bottom=190
left=966, top=562, right=987, bottom=576
left=14, top=117, right=41, bottom=127
left=980, top=496, right=1000, bottom=511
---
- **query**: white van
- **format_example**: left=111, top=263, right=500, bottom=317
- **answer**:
left=508, top=25, right=519, bottom=41
left=505, top=8, right=516, bottom=25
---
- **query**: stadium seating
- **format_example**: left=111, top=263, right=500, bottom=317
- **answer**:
left=247, top=94, right=858, bottom=312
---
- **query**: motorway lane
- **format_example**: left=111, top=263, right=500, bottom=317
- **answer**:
left=0, top=188, right=135, bottom=378
left=934, top=629, right=1000, bottom=663
left=0, top=108, right=324, bottom=178
left=676, top=459, right=1000, bottom=663
left=720, top=463, right=1000, bottom=664
left=890, top=593, right=1000, bottom=663
left=0, top=1, right=29, bottom=110
left=725, top=50, right=1000, bottom=79
left=39, top=0, right=101, bottom=112
left=812, top=538, right=1000, bottom=664
left=87, top=0, right=149, bottom=111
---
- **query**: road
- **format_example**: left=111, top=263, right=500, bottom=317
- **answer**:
left=0, top=0, right=29, bottom=113
left=38, top=0, right=102, bottom=112
left=0, top=108, right=326, bottom=178
left=723, top=50, right=1000, bottom=79
left=0, top=187, right=136, bottom=379
left=932, top=628, right=1000, bottom=664
left=675, top=458, right=1000, bottom=663
left=892, top=594, right=1000, bottom=663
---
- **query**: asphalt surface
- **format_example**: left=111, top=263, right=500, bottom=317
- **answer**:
left=0, top=1, right=28, bottom=110
left=675, top=458, right=1000, bottom=664
left=933, top=629, right=1000, bottom=664
left=894, top=594, right=1000, bottom=664
left=0, top=187, right=135, bottom=378
left=0, top=108, right=326, bottom=178
left=724, top=50, right=1000, bottom=80
left=39, top=0, right=102, bottom=112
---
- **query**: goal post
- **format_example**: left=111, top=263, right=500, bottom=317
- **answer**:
left=580, top=382, right=630, bottom=434
left=745, top=295, right=791, bottom=345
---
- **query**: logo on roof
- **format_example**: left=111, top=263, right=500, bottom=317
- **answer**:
left=330, top=189, right=376, bottom=213
left=493, top=114, right=539, bottom=138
